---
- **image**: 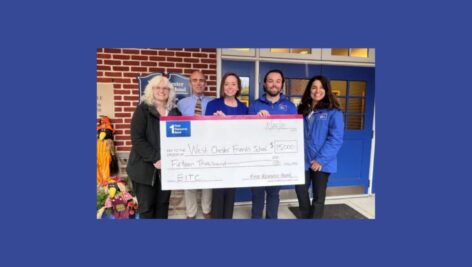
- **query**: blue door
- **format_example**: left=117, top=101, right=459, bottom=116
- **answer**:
left=222, top=61, right=375, bottom=202
left=320, top=66, right=375, bottom=192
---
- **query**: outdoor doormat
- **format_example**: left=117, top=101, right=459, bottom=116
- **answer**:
left=288, top=204, right=368, bottom=219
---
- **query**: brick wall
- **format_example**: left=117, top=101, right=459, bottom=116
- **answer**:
left=97, top=48, right=218, bottom=152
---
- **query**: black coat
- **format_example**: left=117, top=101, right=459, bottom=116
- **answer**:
left=126, top=102, right=181, bottom=186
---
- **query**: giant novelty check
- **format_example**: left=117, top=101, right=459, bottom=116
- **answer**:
left=159, top=115, right=305, bottom=190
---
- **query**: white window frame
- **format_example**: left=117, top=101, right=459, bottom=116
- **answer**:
left=259, top=48, right=322, bottom=60
left=221, top=48, right=256, bottom=57
left=321, top=48, right=375, bottom=63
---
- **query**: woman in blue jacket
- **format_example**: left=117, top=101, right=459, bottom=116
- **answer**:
left=295, top=75, right=344, bottom=219
left=205, top=72, right=248, bottom=218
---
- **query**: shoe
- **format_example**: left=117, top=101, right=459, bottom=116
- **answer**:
left=203, top=212, right=211, bottom=219
left=186, top=216, right=196, bottom=219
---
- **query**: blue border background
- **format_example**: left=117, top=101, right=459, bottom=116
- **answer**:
left=2, top=0, right=470, bottom=266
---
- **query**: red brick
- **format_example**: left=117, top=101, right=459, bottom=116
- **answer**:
left=125, top=130, right=131, bottom=135
left=201, top=48, right=216, bottom=52
left=113, top=54, right=130, bottom=60
left=123, top=84, right=138, bottom=89
left=115, top=135, right=130, bottom=140
left=124, top=107, right=136, bottom=112
left=123, top=49, right=140, bottom=54
left=104, top=60, right=121, bottom=65
left=131, top=67, right=147, bottom=72
left=124, top=96, right=139, bottom=101
left=167, top=48, right=183, bottom=51
left=97, top=48, right=104, bottom=52
left=115, top=123, right=130, bottom=129
left=114, top=95, right=122, bottom=101
left=159, top=51, right=175, bottom=56
left=115, top=141, right=125, bottom=146
left=117, top=146, right=131, bottom=152
left=141, top=61, right=157, bottom=66
left=104, top=48, right=121, bottom=53
left=193, top=64, right=208, bottom=69
left=167, top=68, right=183, bottom=73
left=176, top=63, right=191, bottom=68
left=132, top=55, right=148, bottom=60
left=166, top=57, right=183, bottom=62
left=113, top=66, right=130, bottom=71
left=125, top=119, right=133, bottom=123
left=192, top=53, right=208, bottom=58
left=97, top=78, right=113, bottom=83
left=159, top=62, right=174, bottom=67
left=97, top=71, right=103, bottom=77
left=115, top=102, right=131, bottom=107
left=105, top=72, right=122, bottom=77
left=97, top=65, right=111, bottom=71
left=149, top=67, right=165, bottom=73
left=209, top=54, right=216, bottom=58
left=97, top=53, right=111, bottom=59
left=141, top=50, right=158, bottom=55
left=176, top=52, right=191, bottom=57
left=123, top=72, right=140, bottom=78
left=113, top=84, right=122, bottom=89
left=97, top=60, right=102, bottom=65
left=123, top=61, right=140, bottom=66
left=114, top=130, right=123, bottom=135
left=115, top=89, right=131, bottom=94
left=115, top=113, right=130, bottom=118
left=184, top=48, right=200, bottom=52
left=112, top=78, right=131, bottom=83
left=149, top=56, right=166, bottom=61
left=201, top=58, right=216, bottom=64
left=207, top=81, right=216, bottom=86
left=184, top=58, right=199, bottom=63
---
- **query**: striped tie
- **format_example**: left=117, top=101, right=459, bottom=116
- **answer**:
left=194, top=97, right=202, bottom=115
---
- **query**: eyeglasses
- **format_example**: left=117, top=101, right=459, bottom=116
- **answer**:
left=152, top=86, right=170, bottom=91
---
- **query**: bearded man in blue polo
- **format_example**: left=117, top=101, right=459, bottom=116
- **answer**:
left=248, top=69, right=297, bottom=219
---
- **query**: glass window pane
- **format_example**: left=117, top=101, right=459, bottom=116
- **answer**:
left=291, top=48, right=311, bottom=54
left=330, top=80, right=347, bottom=96
left=349, top=81, right=366, bottom=97
left=240, top=77, right=250, bottom=95
left=350, top=48, right=369, bottom=58
left=347, top=98, right=365, bottom=113
left=239, top=95, right=250, bottom=107
left=346, top=115, right=364, bottom=130
left=291, top=97, right=302, bottom=107
left=270, top=48, right=290, bottom=53
left=289, top=79, right=309, bottom=95
left=229, top=48, right=250, bottom=51
left=331, top=48, right=349, bottom=56
left=336, top=97, right=346, bottom=112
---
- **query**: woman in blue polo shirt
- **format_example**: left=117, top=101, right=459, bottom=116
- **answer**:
left=205, top=72, right=248, bottom=218
left=295, top=75, right=344, bottom=219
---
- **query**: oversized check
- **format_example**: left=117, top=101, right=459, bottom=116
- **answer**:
left=159, top=115, right=305, bottom=190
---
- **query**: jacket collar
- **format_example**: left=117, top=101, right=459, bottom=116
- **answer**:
left=260, top=93, right=288, bottom=105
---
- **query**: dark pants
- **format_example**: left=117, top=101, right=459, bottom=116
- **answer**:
left=251, top=186, right=280, bottom=219
left=295, top=170, right=330, bottom=219
left=211, top=188, right=235, bottom=219
left=132, top=179, right=171, bottom=219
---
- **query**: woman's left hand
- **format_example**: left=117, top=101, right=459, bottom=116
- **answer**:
left=310, top=160, right=322, bottom=172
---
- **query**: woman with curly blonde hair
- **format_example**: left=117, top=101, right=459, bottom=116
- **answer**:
left=126, top=75, right=181, bottom=219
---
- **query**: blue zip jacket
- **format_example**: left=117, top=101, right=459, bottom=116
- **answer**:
left=248, top=94, right=297, bottom=115
left=304, top=109, right=344, bottom=173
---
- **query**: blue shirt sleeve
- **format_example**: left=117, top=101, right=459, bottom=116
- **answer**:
left=205, top=99, right=218, bottom=116
left=314, top=110, right=344, bottom=166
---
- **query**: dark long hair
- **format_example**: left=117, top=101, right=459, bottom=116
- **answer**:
left=297, top=75, right=341, bottom=116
